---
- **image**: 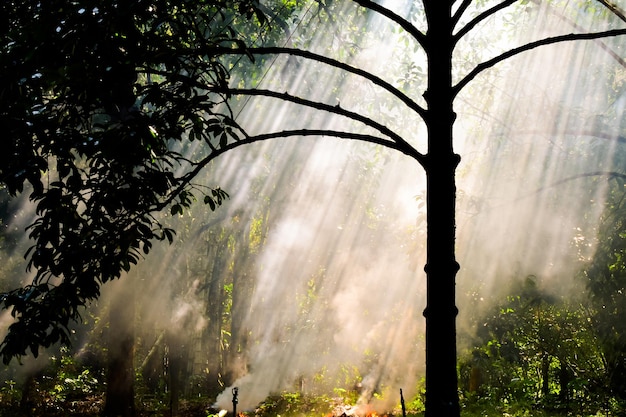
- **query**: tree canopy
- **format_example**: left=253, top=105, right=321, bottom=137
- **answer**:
left=0, top=0, right=265, bottom=363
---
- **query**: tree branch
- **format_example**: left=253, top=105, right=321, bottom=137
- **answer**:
left=515, top=128, right=626, bottom=145
left=230, top=129, right=423, bottom=161
left=216, top=46, right=427, bottom=119
left=158, top=128, right=426, bottom=210
left=453, top=0, right=518, bottom=42
left=350, top=0, right=426, bottom=47
left=453, top=28, right=626, bottom=98
left=451, top=0, right=473, bottom=30
left=477, top=172, right=626, bottom=214
left=225, top=87, right=420, bottom=153
left=596, top=0, right=626, bottom=23
left=532, top=0, right=626, bottom=68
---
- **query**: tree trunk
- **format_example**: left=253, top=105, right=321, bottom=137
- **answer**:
left=227, top=268, right=251, bottom=384
left=423, top=155, right=461, bottom=417
left=558, top=360, right=571, bottom=407
left=167, top=330, right=182, bottom=417
left=103, top=287, right=136, bottom=417
left=226, top=220, right=255, bottom=384
left=422, top=2, right=461, bottom=416
left=541, top=353, right=550, bottom=397
left=204, top=231, right=228, bottom=395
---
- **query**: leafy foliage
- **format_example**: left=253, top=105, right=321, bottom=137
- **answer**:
left=582, top=174, right=626, bottom=405
left=460, top=276, right=615, bottom=414
left=0, top=0, right=266, bottom=364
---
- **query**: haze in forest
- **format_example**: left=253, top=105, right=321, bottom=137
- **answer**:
left=0, top=0, right=624, bottom=413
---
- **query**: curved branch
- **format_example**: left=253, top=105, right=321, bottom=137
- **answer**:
left=156, top=128, right=426, bottom=211
left=350, top=0, right=426, bottom=47
left=226, top=87, right=420, bottom=154
left=217, top=46, right=427, bottom=119
left=232, top=129, right=423, bottom=161
left=453, top=0, right=518, bottom=41
left=524, top=0, right=626, bottom=68
left=246, top=129, right=425, bottom=161
left=477, top=172, right=626, bottom=214
left=453, top=28, right=626, bottom=98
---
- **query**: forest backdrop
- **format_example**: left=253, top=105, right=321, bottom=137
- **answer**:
left=2, top=0, right=626, bottom=416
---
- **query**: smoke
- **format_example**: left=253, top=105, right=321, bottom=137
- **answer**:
left=455, top=3, right=622, bottom=332
left=211, top=139, right=425, bottom=410
left=212, top=1, right=626, bottom=411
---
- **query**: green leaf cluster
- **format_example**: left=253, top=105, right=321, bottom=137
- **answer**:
left=0, top=0, right=265, bottom=363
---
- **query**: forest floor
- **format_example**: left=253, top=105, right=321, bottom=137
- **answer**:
left=0, top=391, right=613, bottom=417
left=0, top=396, right=212, bottom=417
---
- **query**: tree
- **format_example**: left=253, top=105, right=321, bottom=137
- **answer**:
left=582, top=172, right=626, bottom=404
left=0, top=0, right=262, bottom=361
left=210, top=2, right=626, bottom=415
left=461, top=276, right=607, bottom=413
left=0, top=1, right=264, bottom=414
left=2, top=2, right=626, bottom=417
left=103, top=286, right=136, bottom=417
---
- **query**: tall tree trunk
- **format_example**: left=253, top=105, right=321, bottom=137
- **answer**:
left=228, top=267, right=251, bottom=384
left=167, top=330, right=183, bottom=417
left=423, top=155, right=460, bottom=417
left=422, top=2, right=461, bottom=416
left=103, top=286, right=136, bottom=417
left=204, top=231, right=228, bottom=395
left=558, top=360, right=571, bottom=407
left=541, top=353, right=550, bottom=397
left=227, top=216, right=259, bottom=384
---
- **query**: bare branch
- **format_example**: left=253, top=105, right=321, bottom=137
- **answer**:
left=226, top=87, right=419, bottom=152
left=216, top=46, right=427, bottom=119
left=453, top=0, right=518, bottom=41
left=453, top=28, right=626, bottom=98
left=158, top=128, right=426, bottom=209
left=350, top=0, right=426, bottom=47
left=515, top=128, right=626, bottom=145
left=528, top=0, right=626, bottom=68
left=476, top=171, right=626, bottom=215
left=230, top=129, right=425, bottom=161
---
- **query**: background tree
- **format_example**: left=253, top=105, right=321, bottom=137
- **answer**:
left=582, top=172, right=626, bottom=405
left=0, top=1, right=268, bottom=415
left=460, top=276, right=607, bottom=414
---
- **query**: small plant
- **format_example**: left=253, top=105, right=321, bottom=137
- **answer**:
left=0, top=379, right=20, bottom=405
left=45, top=347, right=102, bottom=404
left=255, top=392, right=334, bottom=417
left=51, top=368, right=100, bottom=402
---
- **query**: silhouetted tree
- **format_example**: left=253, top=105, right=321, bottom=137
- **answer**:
left=211, top=3, right=626, bottom=415
left=0, top=0, right=259, bottom=360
